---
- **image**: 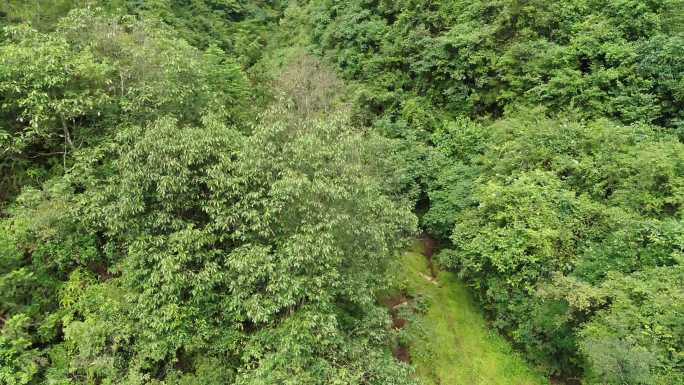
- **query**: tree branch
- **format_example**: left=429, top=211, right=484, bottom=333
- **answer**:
left=61, top=116, right=75, bottom=150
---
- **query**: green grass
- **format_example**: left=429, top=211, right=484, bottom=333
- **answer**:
left=397, top=242, right=549, bottom=385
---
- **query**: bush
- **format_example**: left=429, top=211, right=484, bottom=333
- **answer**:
left=428, top=113, right=684, bottom=380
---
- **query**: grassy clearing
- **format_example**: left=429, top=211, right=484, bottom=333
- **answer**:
left=394, top=241, right=548, bottom=385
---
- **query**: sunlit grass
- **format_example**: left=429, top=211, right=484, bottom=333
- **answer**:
left=397, top=242, right=548, bottom=385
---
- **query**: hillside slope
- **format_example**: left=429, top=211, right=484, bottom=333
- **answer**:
left=386, top=241, right=548, bottom=385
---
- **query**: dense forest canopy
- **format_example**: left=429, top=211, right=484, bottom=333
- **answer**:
left=306, top=0, right=684, bottom=383
left=1, top=1, right=683, bottom=385
left=1, top=3, right=417, bottom=384
left=309, top=0, right=684, bottom=130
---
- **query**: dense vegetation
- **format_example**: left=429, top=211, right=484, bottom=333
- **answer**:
left=430, top=115, right=684, bottom=383
left=307, top=1, right=684, bottom=383
left=1, top=1, right=683, bottom=385
left=309, top=0, right=684, bottom=130
left=0, top=3, right=417, bottom=384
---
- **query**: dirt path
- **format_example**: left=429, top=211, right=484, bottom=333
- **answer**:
left=421, top=234, right=438, bottom=278
left=381, top=293, right=411, bottom=363
left=382, top=237, right=439, bottom=363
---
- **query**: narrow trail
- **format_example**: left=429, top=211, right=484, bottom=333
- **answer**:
left=421, top=235, right=438, bottom=278
left=384, top=238, right=549, bottom=385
